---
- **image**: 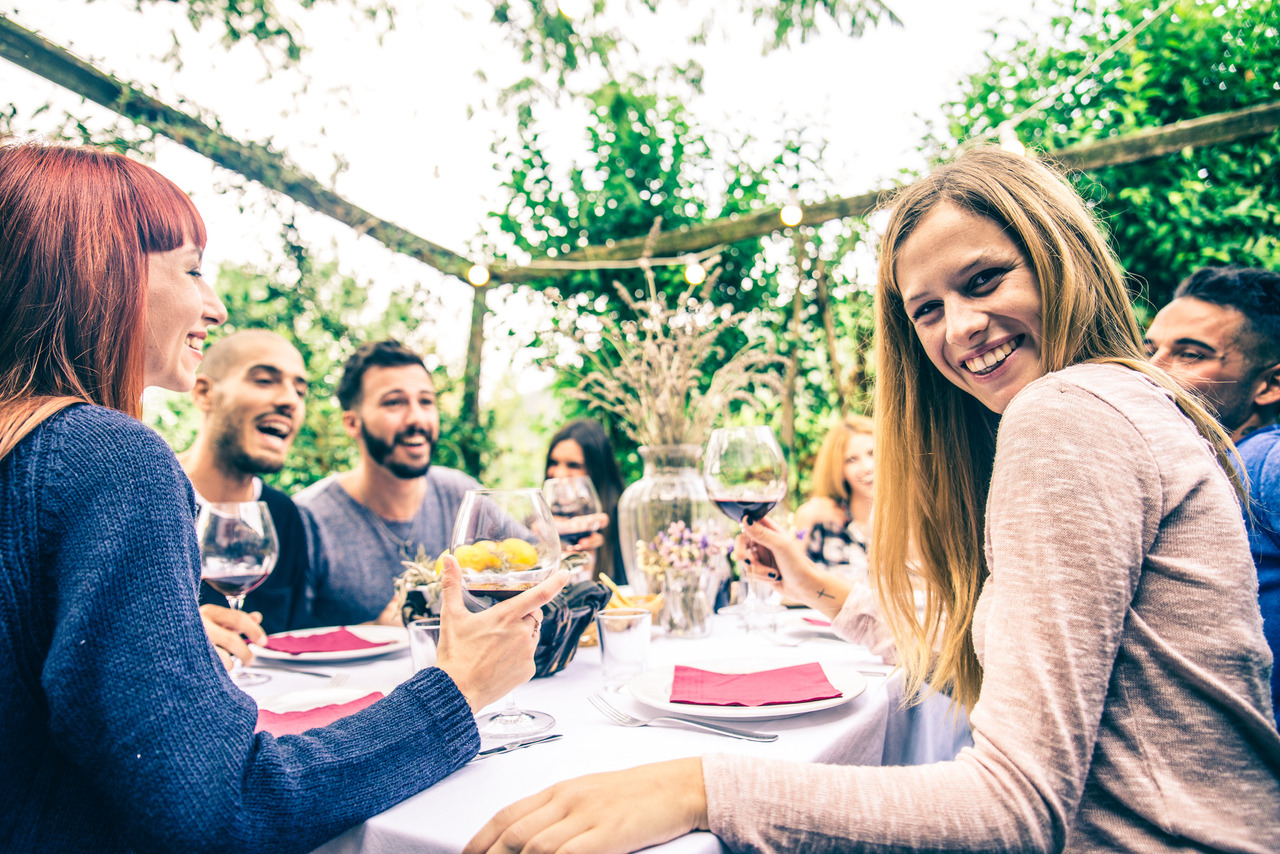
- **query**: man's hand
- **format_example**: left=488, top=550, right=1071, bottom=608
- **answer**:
left=463, top=758, right=709, bottom=854
left=200, top=604, right=267, bottom=671
left=434, top=556, right=568, bottom=711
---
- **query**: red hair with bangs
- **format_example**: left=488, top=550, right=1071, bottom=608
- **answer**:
left=0, top=142, right=206, bottom=459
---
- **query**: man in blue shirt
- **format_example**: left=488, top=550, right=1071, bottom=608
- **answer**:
left=1146, top=266, right=1280, bottom=727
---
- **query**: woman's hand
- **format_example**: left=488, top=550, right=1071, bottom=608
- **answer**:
left=737, top=517, right=852, bottom=619
left=434, top=556, right=569, bottom=712
left=463, top=758, right=708, bottom=854
left=199, top=604, right=267, bottom=670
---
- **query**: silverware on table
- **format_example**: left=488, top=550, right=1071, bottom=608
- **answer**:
left=473, top=733, right=563, bottom=760
left=588, top=694, right=778, bottom=743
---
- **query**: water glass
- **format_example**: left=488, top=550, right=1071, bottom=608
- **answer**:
left=596, top=608, right=652, bottom=691
left=408, top=618, right=442, bottom=672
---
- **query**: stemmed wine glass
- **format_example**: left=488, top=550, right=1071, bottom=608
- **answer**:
left=703, top=427, right=788, bottom=625
left=451, top=488, right=561, bottom=738
left=197, top=501, right=279, bottom=686
left=542, top=476, right=606, bottom=554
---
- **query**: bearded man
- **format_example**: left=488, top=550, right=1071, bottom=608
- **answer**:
left=295, top=340, right=484, bottom=626
left=180, top=329, right=312, bottom=662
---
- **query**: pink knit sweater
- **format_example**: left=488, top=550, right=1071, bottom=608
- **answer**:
left=704, top=364, right=1280, bottom=852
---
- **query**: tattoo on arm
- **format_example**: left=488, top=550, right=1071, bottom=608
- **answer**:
left=816, top=588, right=834, bottom=601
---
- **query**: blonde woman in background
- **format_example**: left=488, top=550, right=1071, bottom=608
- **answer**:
left=792, top=414, right=875, bottom=578
left=466, top=148, right=1279, bottom=853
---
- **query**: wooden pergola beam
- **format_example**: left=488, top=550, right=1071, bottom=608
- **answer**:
left=493, top=99, right=1280, bottom=284
left=0, top=14, right=476, bottom=282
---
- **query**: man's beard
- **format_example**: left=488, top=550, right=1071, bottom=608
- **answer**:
left=212, top=414, right=285, bottom=476
left=362, top=422, right=434, bottom=480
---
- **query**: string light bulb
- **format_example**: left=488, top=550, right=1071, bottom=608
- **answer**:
left=683, top=257, right=707, bottom=285
left=467, top=264, right=490, bottom=286
left=555, top=0, right=590, bottom=18
left=780, top=202, right=803, bottom=227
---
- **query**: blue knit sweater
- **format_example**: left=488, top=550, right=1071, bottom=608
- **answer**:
left=0, top=405, right=480, bottom=853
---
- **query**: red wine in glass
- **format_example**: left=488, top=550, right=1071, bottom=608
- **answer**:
left=711, top=497, right=781, bottom=525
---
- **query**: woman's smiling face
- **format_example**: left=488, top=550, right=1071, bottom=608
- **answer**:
left=895, top=202, right=1045, bottom=414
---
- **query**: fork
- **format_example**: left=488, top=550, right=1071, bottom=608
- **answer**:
left=326, top=672, right=350, bottom=689
left=588, top=694, right=778, bottom=742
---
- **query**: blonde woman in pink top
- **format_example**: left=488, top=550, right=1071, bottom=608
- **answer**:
left=466, top=149, right=1280, bottom=853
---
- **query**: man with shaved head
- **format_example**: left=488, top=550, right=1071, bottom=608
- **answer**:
left=180, top=330, right=313, bottom=663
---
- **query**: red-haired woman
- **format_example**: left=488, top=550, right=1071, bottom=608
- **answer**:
left=0, top=142, right=565, bottom=852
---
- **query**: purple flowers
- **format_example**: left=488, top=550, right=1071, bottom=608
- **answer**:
left=637, top=519, right=731, bottom=580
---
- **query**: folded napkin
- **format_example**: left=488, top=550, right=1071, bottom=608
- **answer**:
left=255, top=692, right=384, bottom=736
left=670, top=662, right=841, bottom=707
left=264, top=627, right=392, bottom=655
left=803, top=617, right=833, bottom=627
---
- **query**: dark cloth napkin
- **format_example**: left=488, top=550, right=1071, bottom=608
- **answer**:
left=255, top=692, right=384, bottom=735
left=263, top=627, right=392, bottom=655
left=669, top=662, right=841, bottom=707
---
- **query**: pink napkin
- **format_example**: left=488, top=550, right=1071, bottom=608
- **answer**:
left=669, top=662, right=841, bottom=707
left=803, top=617, right=833, bottom=627
left=264, top=627, right=391, bottom=655
left=255, top=692, right=384, bottom=735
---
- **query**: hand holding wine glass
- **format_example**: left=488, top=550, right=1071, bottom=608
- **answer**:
left=197, top=501, right=278, bottom=686
left=543, top=476, right=608, bottom=555
left=704, top=426, right=788, bottom=628
left=451, top=487, right=564, bottom=737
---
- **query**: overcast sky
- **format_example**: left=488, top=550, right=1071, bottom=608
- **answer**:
left=1, top=0, right=1048, bottom=388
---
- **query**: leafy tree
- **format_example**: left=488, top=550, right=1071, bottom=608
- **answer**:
left=936, top=0, right=1280, bottom=308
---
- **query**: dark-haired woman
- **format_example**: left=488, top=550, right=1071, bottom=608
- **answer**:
left=545, top=419, right=627, bottom=582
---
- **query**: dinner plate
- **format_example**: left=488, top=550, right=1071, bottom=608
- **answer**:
left=627, top=658, right=867, bottom=721
left=776, top=610, right=840, bottom=638
left=250, top=625, right=410, bottom=663
left=258, top=688, right=371, bottom=713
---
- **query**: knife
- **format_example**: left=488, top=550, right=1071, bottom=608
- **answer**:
left=473, top=733, right=563, bottom=760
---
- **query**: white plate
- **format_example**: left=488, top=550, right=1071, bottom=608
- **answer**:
left=777, top=610, right=840, bottom=638
left=258, top=688, right=371, bottom=713
left=627, top=658, right=867, bottom=721
left=250, top=625, right=409, bottom=663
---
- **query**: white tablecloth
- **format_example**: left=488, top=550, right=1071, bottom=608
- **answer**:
left=245, top=613, right=972, bottom=853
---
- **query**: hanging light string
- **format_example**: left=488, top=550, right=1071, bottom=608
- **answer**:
left=984, top=0, right=1179, bottom=148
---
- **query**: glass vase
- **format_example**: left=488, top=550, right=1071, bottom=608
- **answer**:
left=617, top=445, right=730, bottom=636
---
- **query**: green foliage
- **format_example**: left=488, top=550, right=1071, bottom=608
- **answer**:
left=755, top=0, right=903, bottom=48
left=145, top=227, right=466, bottom=491
left=138, top=0, right=396, bottom=66
left=937, top=0, right=1280, bottom=307
left=487, top=71, right=876, bottom=496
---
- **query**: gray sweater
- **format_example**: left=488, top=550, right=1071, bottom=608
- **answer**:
left=295, top=468, right=481, bottom=626
left=705, top=364, right=1280, bottom=852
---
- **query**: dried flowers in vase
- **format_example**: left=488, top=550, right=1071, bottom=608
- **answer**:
left=554, top=256, right=784, bottom=447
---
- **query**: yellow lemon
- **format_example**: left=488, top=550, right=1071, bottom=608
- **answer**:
left=433, top=552, right=450, bottom=575
left=452, top=544, right=490, bottom=572
left=474, top=540, right=503, bottom=568
left=498, top=538, right=538, bottom=570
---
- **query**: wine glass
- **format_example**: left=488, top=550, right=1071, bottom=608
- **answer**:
left=197, top=501, right=279, bottom=686
left=451, top=488, right=561, bottom=738
left=542, top=476, right=606, bottom=551
left=703, top=427, right=788, bottom=627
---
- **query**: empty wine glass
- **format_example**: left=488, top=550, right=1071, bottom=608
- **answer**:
left=197, top=501, right=279, bottom=686
left=451, top=488, right=560, bottom=738
left=703, top=427, right=787, bottom=628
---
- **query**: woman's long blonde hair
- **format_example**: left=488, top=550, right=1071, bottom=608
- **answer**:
left=809, top=414, right=874, bottom=507
left=870, top=148, right=1238, bottom=711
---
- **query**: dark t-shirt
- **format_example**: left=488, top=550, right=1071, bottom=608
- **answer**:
left=198, top=483, right=310, bottom=634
